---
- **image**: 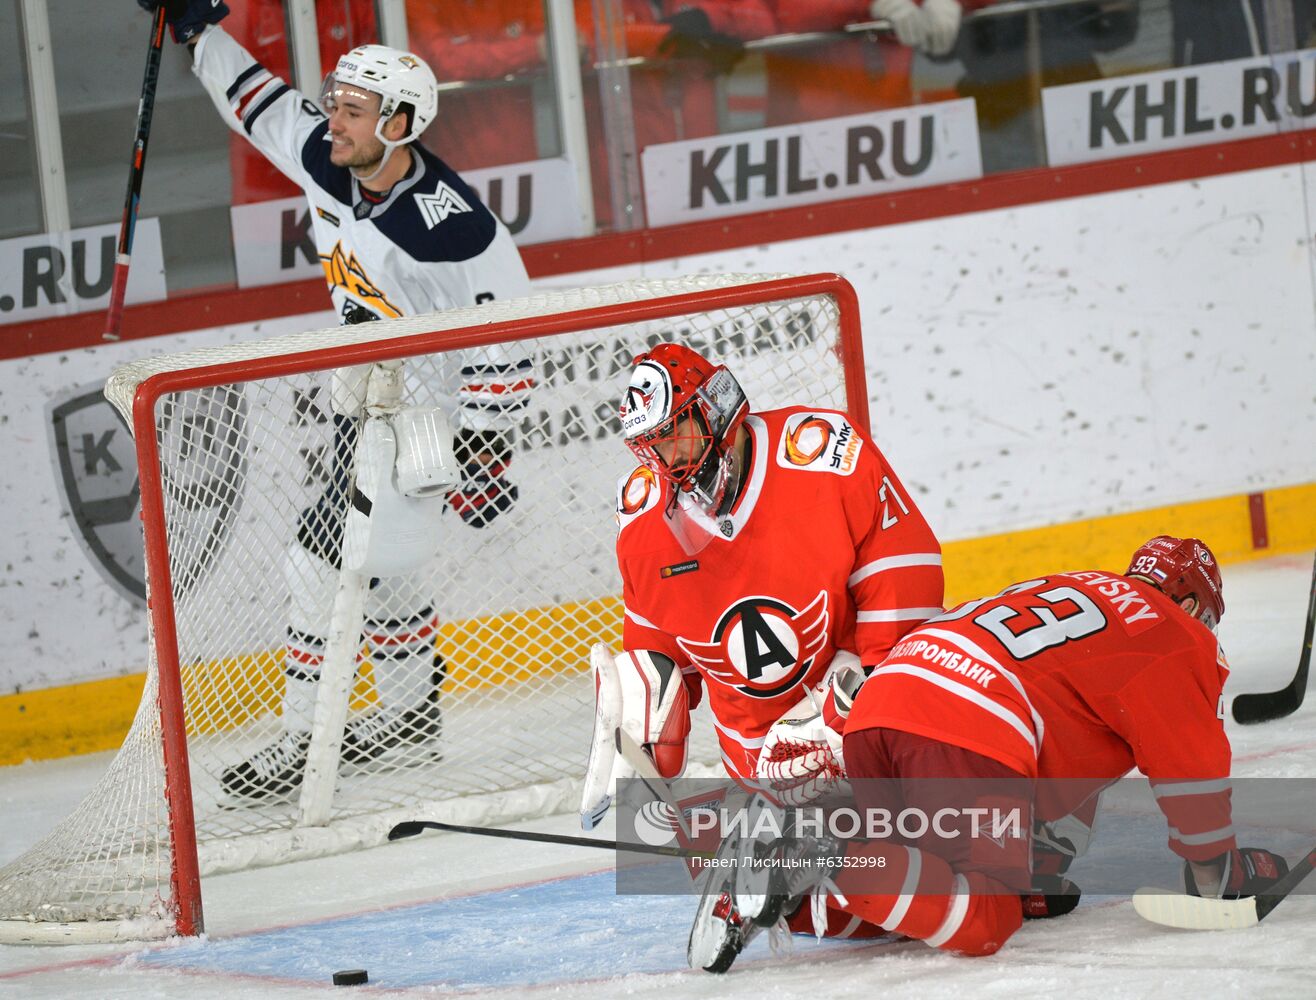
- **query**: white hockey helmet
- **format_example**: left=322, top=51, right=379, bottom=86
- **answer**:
left=321, top=44, right=438, bottom=147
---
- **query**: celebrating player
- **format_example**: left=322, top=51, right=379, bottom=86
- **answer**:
left=580, top=341, right=944, bottom=852
left=136, top=1, right=534, bottom=799
left=698, top=535, right=1291, bottom=970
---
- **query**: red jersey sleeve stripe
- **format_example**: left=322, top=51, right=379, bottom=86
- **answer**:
left=857, top=607, right=944, bottom=622
left=849, top=552, right=943, bottom=587
left=1151, top=778, right=1232, bottom=797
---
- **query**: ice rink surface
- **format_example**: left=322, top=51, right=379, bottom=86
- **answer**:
left=2, top=551, right=1314, bottom=999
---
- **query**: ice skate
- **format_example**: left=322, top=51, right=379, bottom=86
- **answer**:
left=220, top=730, right=310, bottom=802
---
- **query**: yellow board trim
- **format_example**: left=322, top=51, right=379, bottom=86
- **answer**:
left=3, top=483, right=1313, bottom=766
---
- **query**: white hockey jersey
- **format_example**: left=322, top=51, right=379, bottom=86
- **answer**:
left=191, top=26, right=533, bottom=427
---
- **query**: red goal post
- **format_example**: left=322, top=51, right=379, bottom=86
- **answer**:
left=0, top=272, right=867, bottom=944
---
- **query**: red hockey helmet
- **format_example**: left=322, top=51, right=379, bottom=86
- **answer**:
left=1125, top=535, right=1225, bottom=631
left=619, top=343, right=748, bottom=508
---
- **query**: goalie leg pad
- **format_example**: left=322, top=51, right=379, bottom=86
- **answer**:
left=580, top=646, right=693, bottom=829
left=616, top=650, right=691, bottom=780
left=280, top=544, right=342, bottom=733
left=581, top=644, right=626, bottom=830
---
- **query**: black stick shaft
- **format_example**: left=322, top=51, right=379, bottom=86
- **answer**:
left=388, top=819, right=704, bottom=858
left=1232, top=550, right=1316, bottom=725
left=104, top=6, right=167, bottom=341
left=1256, top=844, right=1316, bottom=921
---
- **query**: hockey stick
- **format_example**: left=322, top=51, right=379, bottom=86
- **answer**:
left=387, top=819, right=707, bottom=859
left=617, top=729, right=695, bottom=842
left=104, top=4, right=168, bottom=341
left=1131, top=843, right=1316, bottom=930
left=1232, top=550, right=1316, bottom=725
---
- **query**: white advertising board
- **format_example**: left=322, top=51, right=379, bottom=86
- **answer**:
left=0, top=220, right=165, bottom=324
left=1044, top=49, right=1316, bottom=166
left=641, top=100, right=983, bottom=227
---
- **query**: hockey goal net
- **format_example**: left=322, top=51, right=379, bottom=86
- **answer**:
left=0, top=272, right=866, bottom=943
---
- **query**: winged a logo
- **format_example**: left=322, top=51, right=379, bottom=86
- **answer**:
left=676, top=591, right=829, bottom=698
left=46, top=383, right=248, bottom=607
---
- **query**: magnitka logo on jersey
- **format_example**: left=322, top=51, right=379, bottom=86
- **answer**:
left=320, top=241, right=403, bottom=319
left=415, top=182, right=474, bottom=229
left=46, top=383, right=246, bottom=606
left=776, top=412, right=862, bottom=475
left=676, top=591, right=829, bottom=698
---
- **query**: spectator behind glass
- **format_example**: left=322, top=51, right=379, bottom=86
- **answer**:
left=955, top=1, right=1139, bottom=174
left=766, top=2, right=990, bottom=128
left=408, top=2, right=773, bottom=229
left=406, top=0, right=548, bottom=171
left=1170, top=0, right=1315, bottom=65
left=226, top=0, right=377, bottom=204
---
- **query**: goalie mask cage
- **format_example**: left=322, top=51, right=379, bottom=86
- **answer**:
left=0, top=272, right=867, bottom=944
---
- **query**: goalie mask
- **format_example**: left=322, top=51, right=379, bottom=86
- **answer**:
left=320, top=44, right=439, bottom=149
left=1125, top=535, right=1225, bottom=632
left=620, top=343, right=748, bottom=516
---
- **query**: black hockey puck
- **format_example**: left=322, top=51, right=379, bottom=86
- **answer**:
left=332, top=969, right=369, bottom=986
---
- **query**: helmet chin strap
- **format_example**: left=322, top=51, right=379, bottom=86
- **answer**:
left=352, top=109, right=410, bottom=185
left=351, top=141, right=400, bottom=185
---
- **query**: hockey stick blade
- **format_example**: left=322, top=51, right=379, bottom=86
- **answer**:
left=1132, top=889, right=1260, bottom=930
left=1232, top=550, right=1316, bottom=725
left=386, top=818, right=706, bottom=858
left=1132, top=843, right=1316, bottom=930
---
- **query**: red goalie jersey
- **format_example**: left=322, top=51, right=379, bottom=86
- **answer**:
left=616, top=406, right=944, bottom=781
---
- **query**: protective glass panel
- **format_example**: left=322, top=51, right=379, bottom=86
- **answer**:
left=52, top=6, right=235, bottom=290
left=0, top=0, right=43, bottom=239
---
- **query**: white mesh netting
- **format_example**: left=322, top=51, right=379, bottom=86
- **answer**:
left=0, top=273, right=857, bottom=942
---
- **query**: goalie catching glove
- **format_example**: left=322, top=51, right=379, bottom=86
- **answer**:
left=755, top=652, right=864, bottom=807
left=580, top=645, right=691, bottom=829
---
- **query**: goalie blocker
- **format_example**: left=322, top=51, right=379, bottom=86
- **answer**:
left=581, top=645, right=691, bottom=829
left=343, top=406, right=462, bottom=577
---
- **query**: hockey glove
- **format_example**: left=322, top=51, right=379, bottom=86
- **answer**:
left=1022, top=839, right=1082, bottom=919
left=869, top=0, right=927, bottom=51
left=1021, top=876, right=1082, bottom=920
left=137, top=0, right=230, bottom=44
left=917, top=0, right=964, bottom=57
left=448, top=428, right=518, bottom=528
left=757, top=699, right=845, bottom=807
left=1183, top=846, right=1289, bottom=900
left=658, top=9, right=745, bottom=77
